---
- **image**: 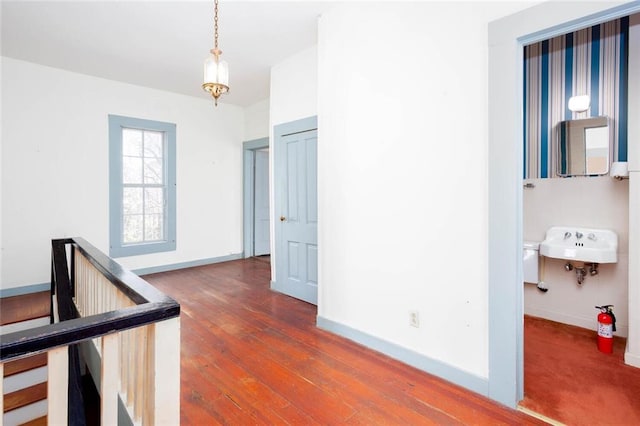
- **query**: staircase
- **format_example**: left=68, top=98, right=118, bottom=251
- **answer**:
left=1, top=292, right=50, bottom=426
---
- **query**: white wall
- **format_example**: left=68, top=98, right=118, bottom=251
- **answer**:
left=270, top=45, right=317, bottom=128
left=244, top=98, right=270, bottom=141
left=316, top=2, right=534, bottom=380
left=523, top=177, right=630, bottom=336
left=1, top=58, right=244, bottom=290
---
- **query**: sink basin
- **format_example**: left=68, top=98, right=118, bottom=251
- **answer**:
left=540, top=226, right=618, bottom=263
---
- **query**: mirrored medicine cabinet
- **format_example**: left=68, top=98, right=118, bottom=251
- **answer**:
left=557, top=116, right=610, bottom=177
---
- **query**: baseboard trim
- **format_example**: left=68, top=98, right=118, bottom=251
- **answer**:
left=133, top=253, right=243, bottom=276
left=316, top=315, right=488, bottom=396
left=270, top=280, right=282, bottom=293
left=517, top=406, right=563, bottom=426
left=525, top=307, right=629, bottom=338
left=0, top=283, right=50, bottom=299
left=624, top=345, right=640, bottom=368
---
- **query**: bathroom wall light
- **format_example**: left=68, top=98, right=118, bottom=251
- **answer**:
left=568, top=95, right=590, bottom=113
left=611, top=162, right=629, bottom=180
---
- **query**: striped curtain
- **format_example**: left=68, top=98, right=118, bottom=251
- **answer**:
left=523, top=17, right=629, bottom=179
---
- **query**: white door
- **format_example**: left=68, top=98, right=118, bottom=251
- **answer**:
left=254, top=150, right=270, bottom=256
left=274, top=121, right=318, bottom=305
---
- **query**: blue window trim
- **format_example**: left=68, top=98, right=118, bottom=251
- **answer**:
left=109, top=115, right=177, bottom=258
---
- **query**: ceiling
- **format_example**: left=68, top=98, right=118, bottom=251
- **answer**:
left=1, top=1, right=335, bottom=107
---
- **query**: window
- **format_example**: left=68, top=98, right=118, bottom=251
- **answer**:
left=109, top=115, right=176, bottom=257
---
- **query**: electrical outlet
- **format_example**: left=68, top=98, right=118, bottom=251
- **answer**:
left=409, top=310, right=420, bottom=328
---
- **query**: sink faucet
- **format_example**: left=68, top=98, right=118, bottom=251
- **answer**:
left=576, top=231, right=583, bottom=239
left=564, top=231, right=572, bottom=240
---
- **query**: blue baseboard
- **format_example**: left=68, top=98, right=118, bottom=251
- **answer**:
left=133, top=253, right=243, bottom=276
left=0, top=282, right=50, bottom=298
left=316, top=315, right=489, bottom=397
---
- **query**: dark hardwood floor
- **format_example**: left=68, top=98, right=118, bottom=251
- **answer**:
left=145, top=258, right=542, bottom=425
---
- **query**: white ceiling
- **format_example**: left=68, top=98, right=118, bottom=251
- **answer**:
left=1, top=1, right=335, bottom=107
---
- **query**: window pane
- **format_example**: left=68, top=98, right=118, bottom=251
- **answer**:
left=144, top=157, right=163, bottom=184
left=144, top=214, right=164, bottom=241
left=123, top=188, right=143, bottom=214
left=144, top=131, right=163, bottom=159
left=145, top=188, right=164, bottom=214
left=123, top=129, right=143, bottom=156
left=123, top=214, right=143, bottom=244
left=123, top=157, right=143, bottom=184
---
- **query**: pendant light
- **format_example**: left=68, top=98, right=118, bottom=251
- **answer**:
left=202, top=0, right=229, bottom=106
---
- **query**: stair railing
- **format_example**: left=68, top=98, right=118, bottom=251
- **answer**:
left=0, top=238, right=181, bottom=425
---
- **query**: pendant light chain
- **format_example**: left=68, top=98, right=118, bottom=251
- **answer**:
left=213, top=0, right=219, bottom=52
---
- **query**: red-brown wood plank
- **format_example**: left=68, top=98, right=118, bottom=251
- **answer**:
left=145, top=259, right=542, bottom=425
left=3, top=353, right=48, bottom=378
left=3, top=382, right=47, bottom=413
left=0, top=292, right=50, bottom=326
left=20, top=416, right=47, bottom=426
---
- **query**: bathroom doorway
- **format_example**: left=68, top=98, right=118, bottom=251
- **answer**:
left=519, top=10, right=640, bottom=424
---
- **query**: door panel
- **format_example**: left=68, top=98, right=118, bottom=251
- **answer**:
left=306, top=138, right=318, bottom=224
left=275, top=127, right=318, bottom=305
left=307, top=245, right=318, bottom=284
left=288, top=242, right=300, bottom=278
left=286, top=144, right=300, bottom=222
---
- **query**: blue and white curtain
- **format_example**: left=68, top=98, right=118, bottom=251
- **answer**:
left=524, top=17, right=629, bottom=179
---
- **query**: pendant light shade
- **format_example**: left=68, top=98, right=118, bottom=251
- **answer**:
left=203, top=49, right=229, bottom=104
left=204, top=53, right=229, bottom=88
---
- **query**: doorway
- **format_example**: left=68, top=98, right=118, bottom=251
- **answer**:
left=488, top=0, right=640, bottom=409
left=519, top=12, right=639, bottom=424
left=243, top=137, right=270, bottom=259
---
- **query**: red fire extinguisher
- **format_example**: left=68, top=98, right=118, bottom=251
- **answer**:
left=595, top=305, right=616, bottom=354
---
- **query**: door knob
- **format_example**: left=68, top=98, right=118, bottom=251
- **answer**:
left=280, top=216, right=286, bottom=222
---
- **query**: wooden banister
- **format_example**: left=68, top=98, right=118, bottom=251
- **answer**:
left=0, top=303, right=178, bottom=362
left=1, top=239, right=179, bottom=362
